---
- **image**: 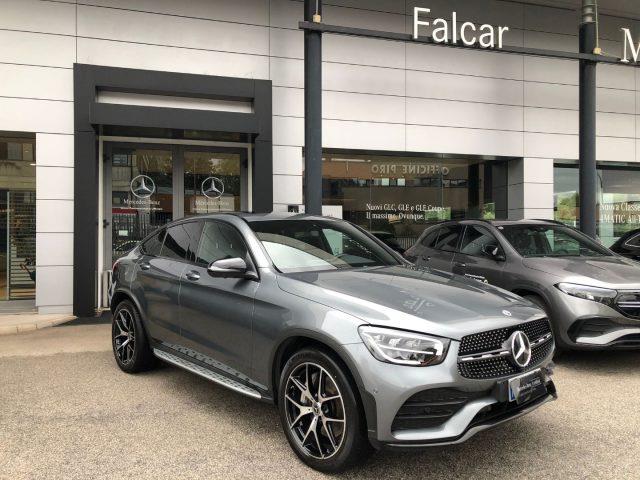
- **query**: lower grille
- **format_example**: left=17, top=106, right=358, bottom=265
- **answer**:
left=457, top=318, right=554, bottom=380
left=391, top=388, right=486, bottom=431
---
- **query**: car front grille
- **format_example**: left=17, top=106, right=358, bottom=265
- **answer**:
left=457, top=318, right=554, bottom=380
left=616, top=292, right=640, bottom=318
left=391, top=388, right=487, bottom=432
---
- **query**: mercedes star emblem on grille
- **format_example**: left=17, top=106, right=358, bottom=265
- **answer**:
left=509, top=331, right=532, bottom=368
left=130, top=174, right=156, bottom=199
left=201, top=176, right=224, bottom=199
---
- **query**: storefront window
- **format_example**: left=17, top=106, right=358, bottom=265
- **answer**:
left=184, top=151, right=241, bottom=215
left=554, top=163, right=640, bottom=247
left=322, top=152, right=508, bottom=249
left=0, top=136, right=36, bottom=301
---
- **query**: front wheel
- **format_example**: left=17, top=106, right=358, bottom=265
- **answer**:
left=277, top=349, right=372, bottom=473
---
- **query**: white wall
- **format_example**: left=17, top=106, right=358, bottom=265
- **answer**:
left=0, top=0, right=639, bottom=313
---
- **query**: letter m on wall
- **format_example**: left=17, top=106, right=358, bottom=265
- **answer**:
left=622, top=28, right=640, bottom=63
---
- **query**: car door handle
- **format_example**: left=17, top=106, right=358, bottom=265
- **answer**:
left=139, top=262, right=151, bottom=271
left=185, top=270, right=200, bottom=281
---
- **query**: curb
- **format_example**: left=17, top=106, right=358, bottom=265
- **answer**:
left=0, top=315, right=76, bottom=336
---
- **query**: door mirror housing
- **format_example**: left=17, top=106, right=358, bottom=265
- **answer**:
left=207, top=257, right=258, bottom=280
left=482, top=244, right=506, bottom=262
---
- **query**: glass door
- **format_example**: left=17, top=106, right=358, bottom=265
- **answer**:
left=183, top=147, right=244, bottom=216
left=103, top=142, right=248, bottom=270
left=105, top=143, right=174, bottom=265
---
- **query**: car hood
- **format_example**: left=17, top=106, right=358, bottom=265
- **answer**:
left=521, top=255, right=640, bottom=289
left=276, top=265, right=544, bottom=341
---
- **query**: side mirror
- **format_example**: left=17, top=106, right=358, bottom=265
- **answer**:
left=207, top=257, right=258, bottom=280
left=482, top=244, right=506, bottom=262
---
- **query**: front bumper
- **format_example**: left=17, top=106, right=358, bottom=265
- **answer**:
left=342, top=341, right=556, bottom=448
left=549, top=290, right=640, bottom=349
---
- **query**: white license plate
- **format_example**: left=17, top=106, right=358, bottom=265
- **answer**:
left=508, top=369, right=545, bottom=403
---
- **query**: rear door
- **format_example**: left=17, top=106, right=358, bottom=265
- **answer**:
left=428, top=224, right=463, bottom=271
left=452, top=224, right=506, bottom=286
left=178, top=220, right=258, bottom=377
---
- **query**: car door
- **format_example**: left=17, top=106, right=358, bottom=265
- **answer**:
left=133, top=227, right=187, bottom=345
left=452, top=224, right=506, bottom=286
left=406, top=227, right=439, bottom=266
left=427, top=224, right=463, bottom=271
left=179, top=220, right=258, bottom=377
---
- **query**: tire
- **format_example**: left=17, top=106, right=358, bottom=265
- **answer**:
left=277, top=348, right=372, bottom=473
left=112, top=299, right=156, bottom=373
left=523, top=294, right=569, bottom=354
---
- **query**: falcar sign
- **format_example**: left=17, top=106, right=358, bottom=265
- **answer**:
left=412, top=7, right=640, bottom=64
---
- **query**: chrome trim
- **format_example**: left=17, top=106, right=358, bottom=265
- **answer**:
left=458, top=349, right=511, bottom=363
left=153, top=348, right=262, bottom=399
left=576, top=328, right=640, bottom=345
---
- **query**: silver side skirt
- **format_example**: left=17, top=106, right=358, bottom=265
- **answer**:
left=153, top=348, right=261, bottom=400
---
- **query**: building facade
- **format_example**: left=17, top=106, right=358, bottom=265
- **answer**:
left=1, top=0, right=640, bottom=315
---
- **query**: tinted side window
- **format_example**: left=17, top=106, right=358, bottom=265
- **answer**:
left=141, top=229, right=165, bottom=256
left=196, top=222, right=248, bottom=266
left=162, top=222, right=203, bottom=262
left=420, top=228, right=439, bottom=248
left=434, top=225, right=462, bottom=252
left=460, top=226, right=501, bottom=257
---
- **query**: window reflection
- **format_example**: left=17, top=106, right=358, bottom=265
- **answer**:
left=554, top=163, right=640, bottom=247
left=322, top=152, right=508, bottom=249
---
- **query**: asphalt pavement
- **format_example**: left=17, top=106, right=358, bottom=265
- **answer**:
left=1, top=324, right=639, bottom=479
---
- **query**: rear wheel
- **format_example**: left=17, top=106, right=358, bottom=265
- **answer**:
left=277, top=349, right=371, bottom=473
left=524, top=294, right=569, bottom=354
left=112, top=299, right=156, bottom=373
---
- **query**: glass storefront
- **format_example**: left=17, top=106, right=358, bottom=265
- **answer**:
left=554, top=163, right=640, bottom=247
left=105, top=142, right=246, bottom=265
left=0, top=135, right=36, bottom=300
left=322, top=152, right=509, bottom=249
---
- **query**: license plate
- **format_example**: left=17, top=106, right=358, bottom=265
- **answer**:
left=508, top=369, right=546, bottom=404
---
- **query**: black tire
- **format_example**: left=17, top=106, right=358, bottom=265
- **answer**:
left=112, top=299, right=156, bottom=373
left=277, top=348, right=372, bottom=473
left=524, top=294, right=569, bottom=354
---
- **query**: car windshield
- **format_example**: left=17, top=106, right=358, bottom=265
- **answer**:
left=500, top=224, right=612, bottom=258
left=248, top=219, right=400, bottom=273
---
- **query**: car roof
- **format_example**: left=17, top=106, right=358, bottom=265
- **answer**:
left=179, top=212, right=344, bottom=223
left=428, top=219, right=565, bottom=227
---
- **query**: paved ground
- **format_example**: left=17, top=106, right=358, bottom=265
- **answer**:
left=1, top=325, right=639, bottom=480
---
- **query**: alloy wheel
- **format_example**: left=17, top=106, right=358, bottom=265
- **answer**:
left=113, top=308, right=136, bottom=364
left=284, top=362, right=346, bottom=459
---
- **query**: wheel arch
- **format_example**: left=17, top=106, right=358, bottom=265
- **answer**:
left=270, top=332, right=378, bottom=440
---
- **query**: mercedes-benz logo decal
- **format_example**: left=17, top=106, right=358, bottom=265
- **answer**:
left=130, top=174, right=156, bottom=199
left=201, top=176, right=225, bottom=199
left=509, top=331, right=532, bottom=368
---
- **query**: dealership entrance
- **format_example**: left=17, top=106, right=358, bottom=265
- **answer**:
left=99, top=138, right=251, bottom=306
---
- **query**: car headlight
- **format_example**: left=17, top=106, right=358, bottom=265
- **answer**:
left=358, top=326, right=449, bottom=366
left=556, top=282, right=617, bottom=306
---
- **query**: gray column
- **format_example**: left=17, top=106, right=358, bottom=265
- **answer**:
left=579, top=1, right=598, bottom=238
left=304, top=0, right=323, bottom=215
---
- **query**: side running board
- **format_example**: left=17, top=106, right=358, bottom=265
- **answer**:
left=153, top=348, right=261, bottom=400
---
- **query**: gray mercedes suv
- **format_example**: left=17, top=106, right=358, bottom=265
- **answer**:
left=110, top=213, right=556, bottom=472
left=405, top=219, right=640, bottom=350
